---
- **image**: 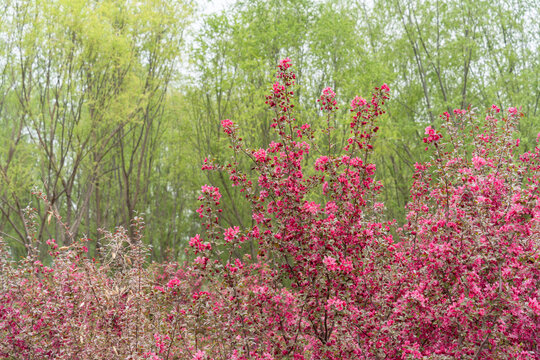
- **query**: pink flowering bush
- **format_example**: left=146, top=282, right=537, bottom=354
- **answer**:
left=0, top=217, right=205, bottom=359
left=0, top=58, right=538, bottom=359
left=186, top=59, right=539, bottom=358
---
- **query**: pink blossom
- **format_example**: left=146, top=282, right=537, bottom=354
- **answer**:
left=472, top=156, right=487, bottom=169
left=327, top=297, right=347, bottom=311
left=221, top=119, right=235, bottom=134
left=318, top=87, right=338, bottom=112
left=189, top=234, right=211, bottom=252
left=253, top=148, right=267, bottom=162
left=423, top=126, right=442, bottom=143
left=508, top=107, right=518, bottom=115
left=154, top=333, right=169, bottom=354
left=302, top=201, right=320, bottom=215
left=350, top=95, right=367, bottom=110
left=167, top=278, right=181, bottom=288
left=200, top=184, right=221, bottom=202
left=46, top=238, right=58, bottom=249
left=193, top=256, right=208, bottom=268
left=201, top=157, right=214, bottom=170
left=323, top=256, right=338, bottom=271
left=339, top=257, right=353, bottom=273
left=192, top=350, right=206, bottom=360
left=224, top=226, right=240, bottom=243
left=278, top=57, right=291, bottom=71
left=272, top=81, right=285, bottom=94
left=314, top=155, right=329, bottom=171
left=144, top=353, right=162, bottom=360
left=528, top=297, right=540, bottom=315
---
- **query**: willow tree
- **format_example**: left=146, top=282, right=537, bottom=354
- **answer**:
left=0, top=0, right=192, bottom=257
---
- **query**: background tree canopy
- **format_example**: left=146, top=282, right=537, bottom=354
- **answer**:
left=0, top=0, right=538, bottom=261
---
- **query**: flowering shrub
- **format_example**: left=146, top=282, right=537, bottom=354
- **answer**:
left=0, top=216, right=205, bottom=359
left=182, top=59, right=540, bottom=358
left=0, top=59, right=538, bottom=359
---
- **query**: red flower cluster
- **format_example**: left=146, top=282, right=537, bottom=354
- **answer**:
left=423, top=125, right=442, bottom=143
left=317, top=87, right=338, bottom=112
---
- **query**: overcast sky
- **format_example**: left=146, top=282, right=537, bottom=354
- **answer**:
left=200, top=0, right=235, bottom=14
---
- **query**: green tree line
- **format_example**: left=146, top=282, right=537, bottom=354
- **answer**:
left=0, top=0, right=538, bottom=261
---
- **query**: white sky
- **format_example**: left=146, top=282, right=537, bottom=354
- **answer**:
left=199, top=0, right=236, bottom=15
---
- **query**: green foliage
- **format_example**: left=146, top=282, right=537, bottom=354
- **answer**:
left=0, top=0, right=193, bottom=257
